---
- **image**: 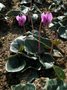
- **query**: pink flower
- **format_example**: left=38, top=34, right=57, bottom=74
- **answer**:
left=16, top=15, right=26, bottom=27
left=41, top=12, right=53, bottom=26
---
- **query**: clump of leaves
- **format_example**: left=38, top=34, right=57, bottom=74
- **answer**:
left=49, top=15, right=67, bottom=40
left=49, top=0, right=66, bottom=16
left=11, top=78, right=67, bottom=90
left=47, top=78, right=67, bottom=90
left=33, top=77, right=67, bottom=90
left=5, top=30, right=65, bottom=81
left=5, top=1, right=67, bottom=90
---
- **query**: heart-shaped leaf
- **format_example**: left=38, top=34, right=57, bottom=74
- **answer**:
left=50, top=21, right=60, bottom=31
left=53, top=0, right=62, bottom=4
left=33, top=78, right=67, bottom=90
left=39, top=53, right=54, bottom=69
left=35, top=0, right=43, bottom=4
left=57, top=16, right=65, bottom=21
left=53, top=65, right=65, bottom=80
left=61, top=16, right=67, bottom=26
left=0, top=3, right=5, bottom=12
left=10, top=31, right=51, bottom=54
left=20, top=0, right=32, bottom=4
left=10, top=36, right=26, bottom=53
left=47, top=79, right=67, bottom=90
left=33, top=33, right=52, bottom=49
left=5, top=54, right=26, bottom=72
left=11, top=83, right=36, bottom=90
left=25, top=57, right=41, bottom=70
left=24, top=36, right=38, bottom=54
left=59, top=26, right=67, bottom=39
left=21, top=67, right=39, bottom=82
left=24, top=34, right=52, bottom=54
left=6, top=9, right=20, bottom=17
left=64, top=12, right=67, bottom=16
left=20, top=5, right=30, bottom=14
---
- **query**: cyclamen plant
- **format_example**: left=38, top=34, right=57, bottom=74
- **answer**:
left=38, top=12, right=53, bottom=52
left=6, top=9, right=65, bottom=89
left=4, top=1, right=67, bottom=89
left=15, top=12, right=53, bottom=53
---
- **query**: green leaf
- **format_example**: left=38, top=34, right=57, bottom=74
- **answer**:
left=53, top=65, right=65, bottom=80
left=59, top=26, right=67, bottom=39
left=35, top=0, right=43, bottom=4
left=20, top=0, right=43, bottom=5
left=20, top=5, right=30, bottom=14
left=10, top=31, right=52, bottom=55
left=5, top=54, right=26, bottom=72
left=11, top=83, right=36, bottom=90
left=53, top=0, right=62, bottom=4
left=20, top=0, right=32, bottom=4
left=25, top=35, right=51, bottom=54
left=57, top=16, right=65, bottom=21
left=47, top=79, right=58, bottom=90
left=0, top=3, right=5, bottom=12
left=6, top=9, right=20, bottom=17
left=10, top=36, right=26, bottom=53
left=33, top=78, right=67, bottom=90
left=26, top=59, right=41, bottom=70
left=33, top=33, right=52, bottom=49
left=39, top=53, right=54, bottom=69
left=18, top=45, right=24, bottom=52
left=47, top=79, right=67, bottom=90
left=61, top=16, right=67, bottom=26
left=21, top=67, right=39, bottom=82
left=25, top=37, right=38, bottom=54
left=64, top=12, right=67, bottom=16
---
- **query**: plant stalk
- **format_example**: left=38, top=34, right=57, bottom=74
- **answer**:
left=23, top=25, right=26, bottom=34
left=30, top=0, right=34, bottom=34
left=38, top=22, right=42, bottom=53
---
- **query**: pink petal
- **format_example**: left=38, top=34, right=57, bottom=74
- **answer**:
left=41, top=13, right=45, bottom=23
left=21, top=15, right=26, bottom=23
left=16, top=15, right=20, bottom=21
left=47, top=12, right=53, bottom=23
left=41, top=12, right=47, bottom=25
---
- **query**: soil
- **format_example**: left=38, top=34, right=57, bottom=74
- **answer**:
left=0, top=0, right=67, bottom=90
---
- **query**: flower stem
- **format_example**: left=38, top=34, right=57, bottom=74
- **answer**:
left=30, top=0, right=33, bottom=7
left=23, top=25, right=26, bottom=34
left=38, top=22, right=42, bottom=53
left=30, top=0, right=34, bottom=34
left=31, top=17, right=34, bottom=34
left=50, top=41, right=53, bottom=55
